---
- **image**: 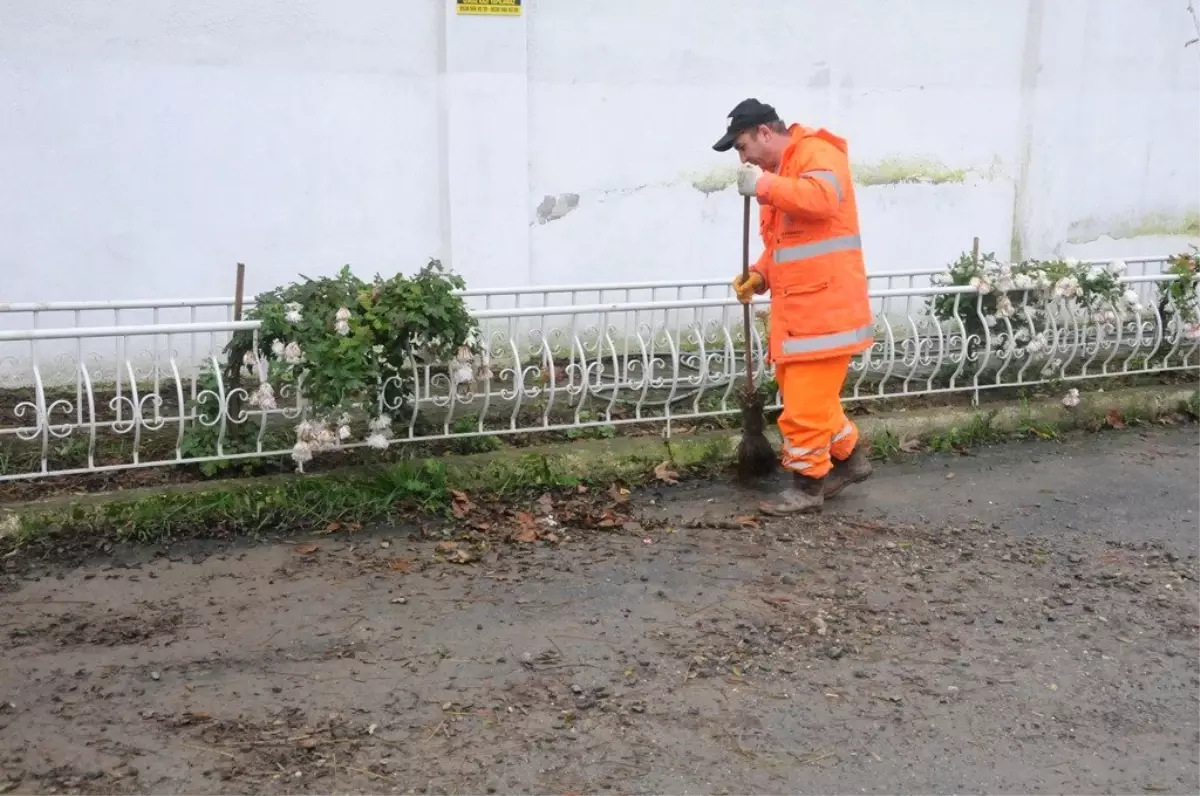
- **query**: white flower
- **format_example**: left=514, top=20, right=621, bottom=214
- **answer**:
left=271, top=339, right=286, bottom=358
left=450, top=361, right=474, bottom=386
left=1064, top=258, right=1081, bottom=267
left=334, top=319, right=351, bottom=337
left=372, top=344, right=385, bottom=356
left=283, top=341, right=304, bottom=364
left=1122, top=289, right=1141, bottom=307
left=366, top=432, right=390, bottom=450
left=250, top=383, right=277, bottom=411
left=369, top=414, right=392, bottom=432
left=931, top=272, right=951, bottom=286
left=1013, top=273, right=1034, bottom=290
left=995, top=293, right=1016, bottom=319
left=1062, top=388, right=1080, bottom=408
left=335, top=306, right=351, bottom=321
left=1110, top=259, right=1127, bottom=275
left=984, top=313, right=999, bottom=328
left=316, top=426, right=337, bottom=449
left=1184, top=322, right=1200, bottom=341
left=969, top=276, right=993, bottom=295
left=284, top=302, right=303, bottom=324
left=242, top=350, right=258, bottom=367
left=1041, top=357, right=1063, bottom=376
left=337, top=424, right=351, bottom=441
left=291, top=441, right=313, bottom=465
left=463, top=328, right=480, bottom=348
left=1025, top=332, right=1048, bottom=354
left=1053, top=276, right=1081, bottom=299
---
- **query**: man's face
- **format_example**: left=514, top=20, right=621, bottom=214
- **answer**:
left=733, top=126, right=775, bottom=170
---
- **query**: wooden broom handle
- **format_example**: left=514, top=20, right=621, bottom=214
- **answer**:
left=741, top=195, right=755, bottom=391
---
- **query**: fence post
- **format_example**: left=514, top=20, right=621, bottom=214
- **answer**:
left=225, top=263, right=247, bottom=422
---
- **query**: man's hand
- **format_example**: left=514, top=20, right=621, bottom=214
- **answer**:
left=732, top=272, right=765, bottom=303
left=736, top=163, right=764, bottom=196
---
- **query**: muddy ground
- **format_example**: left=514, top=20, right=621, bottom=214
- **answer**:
left=1, top=427, right=1198, bottom=795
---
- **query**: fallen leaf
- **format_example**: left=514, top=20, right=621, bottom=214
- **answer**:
left=320, top=521, right=341, bottom=534
left=387, top=557, right=412, bottom=573
left=1106, top=408, right=1126, bottom=429
left=298, top=737, right=318, bottom=749
left=294, top=543, right=319, bottom=555
left=536, top=493, right=555, bottom=513
left=899, top=437, right=923, bottom=453
left=733, top=515, right=760, bottom=529
left=513, top=512, right=540, bottom=543
left=607, top=484, right=630, bottom=504
left=449, top=549, right=474, bottom=564
left=450, top=490, right=473, bottom=519
left=654, top=461, right=680, bottom=485
left=513, top=526, right=539, bottom=543
left=544, top=532, right=560, bottom=544
left=436, top=541, right=458, bottom=552
left=577, top=484, right=589, bottom=494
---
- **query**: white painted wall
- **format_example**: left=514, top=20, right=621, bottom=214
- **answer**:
left=1, top=0, right=1197, bottom=308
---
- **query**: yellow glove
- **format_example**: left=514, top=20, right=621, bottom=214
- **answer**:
left=732, top=272, right=765, bottom=303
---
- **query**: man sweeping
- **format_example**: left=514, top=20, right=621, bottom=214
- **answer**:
left=713, top=98, right=874, bottom=515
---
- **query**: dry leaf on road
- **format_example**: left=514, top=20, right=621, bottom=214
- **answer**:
left=450, top=490, right=473, bottom=519
left=608, top=484, right=631, bottom=504
left=654, top=461, right=680, bottom=485
left=1106, top=409, right=1126, bottom=429
left=387, top=557, right=413, bottom=573
left=293, top=543, right=319, bottom=555
left=513, top=512, right=540, bottom=543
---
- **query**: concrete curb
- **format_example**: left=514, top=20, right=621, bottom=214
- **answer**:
left=2, top=384, right=1195, bottom=540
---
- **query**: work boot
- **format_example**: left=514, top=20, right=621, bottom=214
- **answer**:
left=759, top=473, right=825, bottom=516
left=823, top=446, right=873, bottom=499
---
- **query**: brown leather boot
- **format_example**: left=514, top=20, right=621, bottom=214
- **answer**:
left=823, top=446, right=873, bottom=499
left=759, top=473, right=825, bottom=516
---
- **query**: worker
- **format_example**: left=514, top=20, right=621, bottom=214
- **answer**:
left=713, top=98, right=875, bottom=515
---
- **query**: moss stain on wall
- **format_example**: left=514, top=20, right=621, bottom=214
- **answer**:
left=1067, top=210, right=1200, bottom=243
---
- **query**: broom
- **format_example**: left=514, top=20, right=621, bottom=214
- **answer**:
left=735, top=194, right=778, bottom=482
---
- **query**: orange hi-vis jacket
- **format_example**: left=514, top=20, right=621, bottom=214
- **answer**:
left=749, top=124, right=874, bottom=365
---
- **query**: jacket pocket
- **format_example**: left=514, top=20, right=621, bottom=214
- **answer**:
left=775, top=279, right=841, bottom=337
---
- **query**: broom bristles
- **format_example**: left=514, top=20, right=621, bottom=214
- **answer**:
left=736, top=387, right=777, bottom=482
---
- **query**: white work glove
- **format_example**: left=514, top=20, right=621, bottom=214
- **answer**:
left=736, top=163, right=763, bottom=196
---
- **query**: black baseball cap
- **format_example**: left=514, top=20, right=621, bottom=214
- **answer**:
left=712, top=98, right=781, bottom=152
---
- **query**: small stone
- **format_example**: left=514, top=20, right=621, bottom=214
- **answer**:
left=827, top=646, right=845, bottom=660
left=150, top=671, right=161, bottom=681
left=571, top=684, right=583, bottom=694
left=630, top=703, right=646, bottom=714
left=781, top=574, right=797, bottom=586
left=391, top=597, right=407, bottom=605
left=380, top=541, right=390, bottom=549
left=1068, top=554, right=1084, bottom=564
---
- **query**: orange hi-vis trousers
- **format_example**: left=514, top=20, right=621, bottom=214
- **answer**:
left=776, top=355, right=859, bottom=479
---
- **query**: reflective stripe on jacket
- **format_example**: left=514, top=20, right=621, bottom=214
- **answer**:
left=749, top=125, right=874, bottom=364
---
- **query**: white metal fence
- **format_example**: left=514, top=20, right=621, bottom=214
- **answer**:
left=2, top=257, right=1196, bottom=482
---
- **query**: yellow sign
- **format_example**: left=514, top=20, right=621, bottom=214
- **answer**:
left=457, top=0, right=520, bottom=15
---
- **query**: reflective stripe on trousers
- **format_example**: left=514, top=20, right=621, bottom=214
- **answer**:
left=784, top=422, right=852, bottom=462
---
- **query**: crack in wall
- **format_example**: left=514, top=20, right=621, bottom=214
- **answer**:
left=1186, top=0, right=1200, bottom=46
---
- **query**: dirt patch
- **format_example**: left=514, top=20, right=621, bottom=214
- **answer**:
left=1, top=428, right=1197, bottom=794
left=8, top=604, right=186, bottom=649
